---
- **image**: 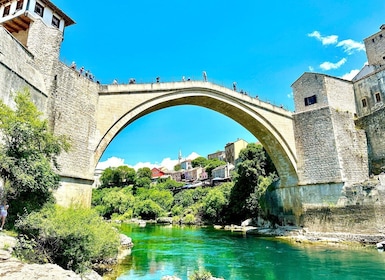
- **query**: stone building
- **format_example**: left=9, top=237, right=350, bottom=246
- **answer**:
left=292, top=73, right=368, bottom=186
left=224, top=139, right=248, bottom=165
left=207, top=150, right=226, bottom=162
left=353, top=25, right=385, bottom=174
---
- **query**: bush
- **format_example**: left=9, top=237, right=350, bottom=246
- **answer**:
left=189, top=269, right=212, bottom=280
left=92, top=187, right=135, bottom=218
left=134, top=199, right=165, bottom=220
left=182, top=213, right=196, bottom=225
left=15, top=205, right=120, bottom=273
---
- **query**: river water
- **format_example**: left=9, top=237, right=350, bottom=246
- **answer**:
left=111, top=224, right=385, bottom=280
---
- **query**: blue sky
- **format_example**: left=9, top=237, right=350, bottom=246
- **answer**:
left=54, top=0, right=385, bottom=170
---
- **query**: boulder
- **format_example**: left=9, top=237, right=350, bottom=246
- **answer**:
left=120, top=234, right=134, bottom=247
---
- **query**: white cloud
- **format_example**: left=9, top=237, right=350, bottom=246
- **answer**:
left=320, top=58, right=347, bottom=71
left=96, top=157, right=125, bottom=169
left=308, top=31, right=338, bottom=45
left=341, top=69, right=360, bottom=81
left=308, top=66, right=314, bottom=72
left=97, top=152, right=201, bottom=172
left=337, top=39, right=365, bottom=54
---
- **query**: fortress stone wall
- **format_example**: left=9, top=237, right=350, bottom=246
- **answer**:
left=0, top=22, right=100, bottom=207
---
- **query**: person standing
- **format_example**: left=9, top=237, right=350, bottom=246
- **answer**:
left=0, top=201, right=9, bottom=231
left=203, top=71, right=207, bottom=82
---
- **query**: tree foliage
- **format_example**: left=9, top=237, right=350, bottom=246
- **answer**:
left=205, top=158, right=226, bottom=178
left=0, top=89, right=69, bottom=218
left=100, top=165, right=136, bottom=188
left=191, top=156, right=208, bottom=168
left=227, top=143, right=277, bottom=223
left=15, top=205, right=119, bottom=273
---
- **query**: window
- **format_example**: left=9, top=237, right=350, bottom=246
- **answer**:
left=51, top=15, right=60, bottom=28
left=375, top=92, right=381, bottom=103
left=304, top=95, right=317, bottom=106
left=16, top=0, right=23, bottom=11
left=3, top=5, right=10, bottom=17
left=34, top=2, right=44, bottom=17
left=361, top=98, right=367, bottom=108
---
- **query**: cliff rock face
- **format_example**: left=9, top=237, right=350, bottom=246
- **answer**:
left=0, top=234, right=101, bottom=280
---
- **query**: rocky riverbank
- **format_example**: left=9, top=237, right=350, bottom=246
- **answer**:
left=217, top=223, right=385, bottom=248
left=0, top=231, right=134, bottom=280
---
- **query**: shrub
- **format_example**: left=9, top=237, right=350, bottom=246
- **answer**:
left=189, top=269, right=212, bottom=280
left=182, top=213, right=196, bottom=225
left=15, top=205, right=120, bottom=273
left=92, top=187, right=135, bottom=218
left=134, top=199, right=165, bottom=220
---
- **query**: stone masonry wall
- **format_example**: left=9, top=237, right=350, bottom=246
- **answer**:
left=267, top=177, right=385, bottom=234
left=0, top=26, right=47, bottom=107
left=354, top=69, right=385, bottom=117
left=49, top=61, right=100, bottom=181
left=324, top=76, right=356, bottom=113
left=27, top=18, right=62, bottom=96
left=364, top=27, right=385, bottom=66
left=330, top=109, right=368, bottom=184
left=356, top=107, right=385, bottom=174
left=292, top=73, right=329, bottom=113
left=0, top=25, right=99, bottom=207
left=293, top=107, right=342, bottom=185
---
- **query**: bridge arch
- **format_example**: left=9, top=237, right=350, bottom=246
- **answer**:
left=95, top=82, right=298, bottom=187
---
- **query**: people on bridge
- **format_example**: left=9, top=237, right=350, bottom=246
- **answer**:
left=113, top=79, right=118, bottom=85
left=203, top=71, right=207, bottom=82
left=156, top=77, right=160, bottom=83
left=182, top=76, right=186, bottom=82
left=70, top=61, right=76, bottom=70
left=233, top=82, right=237, bottom=91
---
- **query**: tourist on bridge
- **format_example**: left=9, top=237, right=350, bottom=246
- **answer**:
left=233, top=82, right=237, bottom=91
left=203, top=71, right=207, bottom=82
left=156, top=77, right=160, bottom=83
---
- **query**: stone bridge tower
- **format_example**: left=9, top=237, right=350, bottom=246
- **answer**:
left=0, top=0, right=99, bottom=207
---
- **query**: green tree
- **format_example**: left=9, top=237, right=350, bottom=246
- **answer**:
left=100, top=165, right=136, bottom=188
left=136, top=167, right=152, bottom=179
left=0, top=89, right=69, bottom=219
left=92, top=186, right=135, bottom=218
left=205, top=158, right=226, bottom=178
left=157, top=178, right=184, bottom=190
left=227, top=143, right=274, bottom=223
left=191, top=156, right=208, bottom=168
left=174, top=164, right=181, bottom=171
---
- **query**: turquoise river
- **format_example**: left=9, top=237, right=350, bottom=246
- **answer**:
left=110, top=224, right=385, bottom=280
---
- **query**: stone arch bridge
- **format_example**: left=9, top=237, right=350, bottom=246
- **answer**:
left=94, top=81, right=297, bottom=187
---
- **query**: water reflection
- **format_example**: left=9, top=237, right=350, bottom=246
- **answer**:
left=109, top=224, right=385, bottom=280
